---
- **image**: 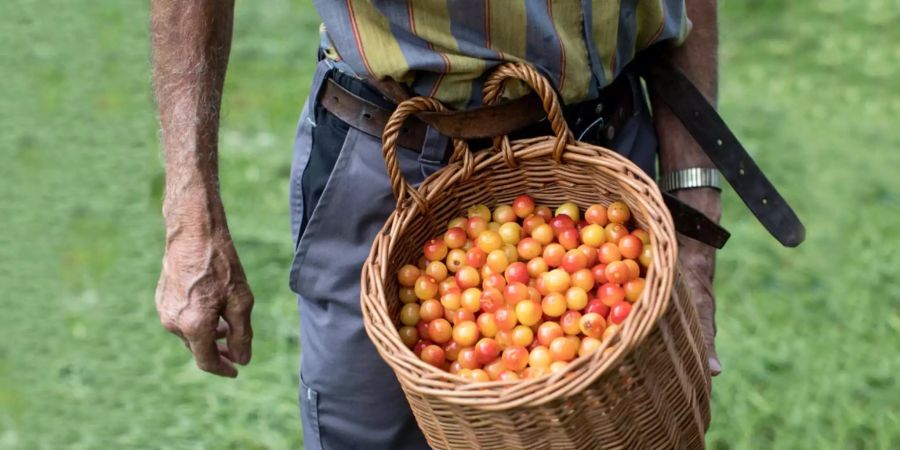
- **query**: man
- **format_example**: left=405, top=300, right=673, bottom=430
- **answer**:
left=152, top=1, right=721, bottom=448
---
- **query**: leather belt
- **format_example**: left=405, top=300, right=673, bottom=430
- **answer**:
left=320, top=76, right=636, bottom=151
left=320, top=79, right=427, bottom=150
left=320, top=78, right=548, bottom=149
left=634, top=48, right=806, bottom=247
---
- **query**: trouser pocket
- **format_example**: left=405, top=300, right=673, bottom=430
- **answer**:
left=299, top=375, right=322, bottom=450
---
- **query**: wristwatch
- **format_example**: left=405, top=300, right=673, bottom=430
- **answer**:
left=658, top=167, right=722, bottom=192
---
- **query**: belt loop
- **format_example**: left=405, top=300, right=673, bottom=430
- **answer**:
left=625, top=66, right=645, bottom=116
left=418, top=126, right=449, bottom=178
left=307, top=59, right=334, bottom=127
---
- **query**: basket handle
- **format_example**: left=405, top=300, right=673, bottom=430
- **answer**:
left=482, top=62, right=574, bottom=163
left=382, top=97, right=474, bottom=212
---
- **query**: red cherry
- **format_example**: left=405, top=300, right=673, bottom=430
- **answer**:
left=414, top=339, right=432, bottom=357
left=504, top=262, right=529, bottom=284
left=416, top=321, right=430, bottom=340
left=420, top=344, right=445, bottom=367
left=534, top=206, right=553, bottom=221
left=465, top=247, right=487, bottom=268
left=584, top=298, right=610, bottom=318
left=512, top=195, right=536, bottom=218
left=557, top=228, right=580, bottom=250
left=585, top=204, right=609, bottom=226
left=522, top=215, right=546, bottom=235
left=577, top=244, right=598, bottom=267
left=549, top=215, right=576, bottom=236
left=423, top=239, right=449, bottom=261
left=466, top=217, right=488, bottom=239
left=503, top=282, right=529, bottom=305
left=483, top=273, right=507, bottom=291
left=542, top=243, right=566, bottom=267
left=480, top=288, right=506, bottom=313
left=618, top=235, right=643, bottom=260
left=475, top=338, right=502, bottom=364
left=561, top=249, right=588, bottom=274
left=591, top=264, right=608, bottom=284
left=502, top=346, right=529, bottom=371
left=609, top=301, right=632, bottom=325
left=597, top=283, right=626, bottom=307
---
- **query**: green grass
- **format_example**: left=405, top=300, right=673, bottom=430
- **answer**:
left=1, top=0, right=898, bottom=449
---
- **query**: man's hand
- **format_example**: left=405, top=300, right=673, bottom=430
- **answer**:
left=156, top=221, right=254, bottom=377
left=151, top=0, right=250, bottom=376
left=673, top=188, right=722, bottom=376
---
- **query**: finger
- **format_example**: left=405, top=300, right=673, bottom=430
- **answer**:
left=223, top=292, right=254, bottom=365
left=217, top=342, right=234, bottom=361
left=188, top=334, right=238, bottom=378
left=184, top=315, right=238, bottom=378
left=681, top=265, right=722, bottom=376
left=216, top=320, right=229, bottom=340
left=708, top=355, right=722, bottom=377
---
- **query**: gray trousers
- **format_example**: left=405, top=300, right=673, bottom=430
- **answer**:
left=289, top=59, right=658, bottom=450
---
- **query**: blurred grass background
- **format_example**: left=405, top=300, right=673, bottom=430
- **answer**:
left=1, top=0, right=898, bottom=449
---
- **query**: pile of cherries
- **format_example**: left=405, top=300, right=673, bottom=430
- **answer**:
left=395, top=195, right=652, bottom=382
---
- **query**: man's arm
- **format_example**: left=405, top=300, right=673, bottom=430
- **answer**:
left=152, top=0, right=253, bottom=378
left=651, top=0, right=722, bottom=374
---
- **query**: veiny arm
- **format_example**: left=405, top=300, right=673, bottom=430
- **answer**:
left=651, top=0, right=722, bottom=375
left=151, top=0, right=253, bottom=378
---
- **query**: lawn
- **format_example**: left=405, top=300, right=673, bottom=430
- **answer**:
left=1, top=1, right=898, bottom=449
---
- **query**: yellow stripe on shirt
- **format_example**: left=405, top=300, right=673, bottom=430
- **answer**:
left=635, top=0, right=665, bottom=50
left=592, top=0, right=622, bottom=82
left=486, top=0, right=527, bottom=62
left=347, top=0, right=411, bottom=82
left=551, top=0, right=592, bottom=102
left=407, top=1, right=484, bottom=104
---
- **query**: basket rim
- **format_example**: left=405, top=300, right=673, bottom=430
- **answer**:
left=361, top=135, right=678, bottom=410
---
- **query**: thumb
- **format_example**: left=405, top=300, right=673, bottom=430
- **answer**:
left=681, top=264, right=721, bottom=376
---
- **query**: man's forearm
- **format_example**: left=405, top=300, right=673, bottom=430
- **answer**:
left=151, top=0, right=235, bottom=234
left=652, top=0, right=720, bottom=221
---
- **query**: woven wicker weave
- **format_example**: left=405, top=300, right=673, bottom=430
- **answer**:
left=361, top=63, right=711, bottom=450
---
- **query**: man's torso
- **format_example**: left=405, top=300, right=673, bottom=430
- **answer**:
left=314, top=0, right=690, bottom=108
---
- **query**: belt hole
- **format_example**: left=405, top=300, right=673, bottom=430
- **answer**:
left=332, top=96, right=339, bottom=102
left=362, top=112, right=372, bottom=120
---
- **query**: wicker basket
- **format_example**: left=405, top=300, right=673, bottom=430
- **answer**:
left=361, top=63, right=711, bottom=450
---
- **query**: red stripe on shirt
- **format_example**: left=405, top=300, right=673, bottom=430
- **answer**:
left=546, top=0, right=566, bottom=93
left=407, top=0, right=417, bottom=35
left=485, top=0, right=504, bottom=60
left=646, top=8, right=667, bottom=46
left=405, top=0, right=450, bottom=97
left=429, top=53, right=451, bottom=97
left=484, top=0, right=491, bottom=48
left=345, top=0, right=374, bottom=77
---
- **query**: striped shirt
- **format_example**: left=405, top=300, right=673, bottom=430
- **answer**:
left=314, top=1, right=690, bottom=108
